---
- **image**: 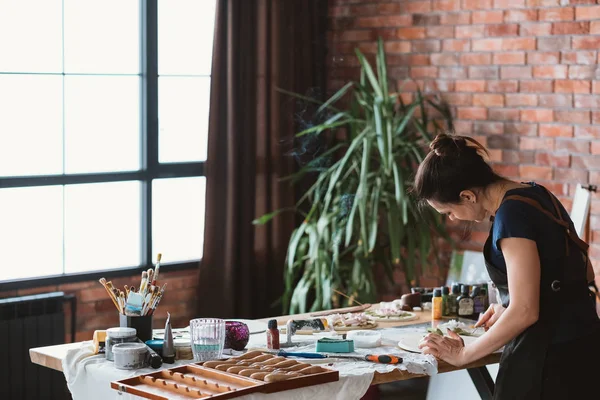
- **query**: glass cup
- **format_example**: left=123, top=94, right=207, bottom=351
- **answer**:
left=190, top=318, right=226, bottom=362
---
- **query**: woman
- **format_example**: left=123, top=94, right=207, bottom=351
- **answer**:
left=414, top=133, right=600, bottom=399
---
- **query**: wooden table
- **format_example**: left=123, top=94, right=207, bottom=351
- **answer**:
left=30, top=311, right=501, bottom=398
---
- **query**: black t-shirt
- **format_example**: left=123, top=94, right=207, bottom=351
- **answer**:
left=489, top=182, right=600, bottom=343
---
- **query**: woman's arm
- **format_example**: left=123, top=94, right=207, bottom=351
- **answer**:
left=420, top=237, right=540, bottom=366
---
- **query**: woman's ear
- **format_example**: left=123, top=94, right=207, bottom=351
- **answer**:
left=459, top=190, right=477, bottom=204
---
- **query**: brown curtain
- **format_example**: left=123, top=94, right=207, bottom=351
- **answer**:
left=198, top=0, right=329, bottom=319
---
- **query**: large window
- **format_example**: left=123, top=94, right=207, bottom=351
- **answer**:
left=0, top=0, right=216, bottom=285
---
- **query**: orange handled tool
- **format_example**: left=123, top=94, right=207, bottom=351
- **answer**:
left=277, top=350, right=403, bottom=364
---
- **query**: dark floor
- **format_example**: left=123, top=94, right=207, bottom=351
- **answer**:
left=364, top=377, right=429, bottom=400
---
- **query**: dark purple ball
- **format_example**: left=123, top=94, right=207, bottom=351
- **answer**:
left=224, top=321, right=250, bottom=351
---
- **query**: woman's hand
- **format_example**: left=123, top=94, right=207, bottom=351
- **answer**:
left=475, top=304, right=506, bottom=331
left=418, top=329, right=468, bottom=367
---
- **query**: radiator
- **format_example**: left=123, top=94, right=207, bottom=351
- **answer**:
left=0, top=291, right=76, bottom=400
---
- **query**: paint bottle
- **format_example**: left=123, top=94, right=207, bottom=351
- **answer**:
left=441, top=286, right=450, bottom=316
left=432, top=289, right=443, bottom=320
left=457, top=285, right=475, bottom=318
left=266, top=319, right=280, bottom=350
left=162, top=312, right=175, bottom=363
left=472, top=286, right=486, bottom=316
left=448, top=284, right=460, bottom=316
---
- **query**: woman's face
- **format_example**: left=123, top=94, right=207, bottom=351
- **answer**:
left=427, top=192, right=488, bottom=223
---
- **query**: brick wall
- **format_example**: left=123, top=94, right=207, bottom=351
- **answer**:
left=329, top=0, right=600, bottom=296
left=0, top=268, right=199, bottom=342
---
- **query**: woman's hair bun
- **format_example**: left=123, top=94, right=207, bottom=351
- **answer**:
left=429, top=133, right=465, bottom=157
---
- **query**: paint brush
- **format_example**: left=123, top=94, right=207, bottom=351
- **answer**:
left=99, top=278, right=120, bottom=311
left=333, top=289, right=364, bottom=306
left=139, top=271, right=148, bottom=294
left=153, top=253, right=162, bottom=285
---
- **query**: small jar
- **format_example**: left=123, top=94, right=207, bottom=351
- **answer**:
left=106, top=327, right=137, bottom=361
left=113, top=343, right=147, bottom=370
left=174, top=339, right=193, bottom=360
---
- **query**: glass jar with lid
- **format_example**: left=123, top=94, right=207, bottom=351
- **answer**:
left=106, top=327, right=137, bottom=361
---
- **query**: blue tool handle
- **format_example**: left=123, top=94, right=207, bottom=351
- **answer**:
left=277, top=350, right=327, bottom=359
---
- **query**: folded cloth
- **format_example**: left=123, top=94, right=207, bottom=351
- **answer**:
left=61, top=341, right=98, bottom=385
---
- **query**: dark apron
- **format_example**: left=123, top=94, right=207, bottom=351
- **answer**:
left=483, top=189, right=594, bottom=400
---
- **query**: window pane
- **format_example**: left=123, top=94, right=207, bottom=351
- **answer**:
left=0, top=75, right=63, bottom=176
left=63, top=0, right=140, bottom=74
left=64, top=76, right=140, bottom=173
left=64, top=181, right=140, bottom=273
left=0, top=0, right=62, bottom=73
left=153, top=177, right=206, bottom=262
left=158, top=0, right=216, bottom=75
left=0, top=186, right=63, bottom=281
left=158, top=77, right=210, bottom=163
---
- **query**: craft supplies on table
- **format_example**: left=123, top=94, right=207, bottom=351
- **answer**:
left=190, top=318, right=226, bottom=362
left=315, top=337, right=354, bottom=353
left=113, top=342, right=148, bottom=370
left=174, top=339, right=193, bottom=360
left=346, top=330, right=382, bottom=348
left=105, top=327, right=137, bottom=361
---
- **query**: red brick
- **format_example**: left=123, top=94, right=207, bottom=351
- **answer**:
left=561, top=51, right=597, bottom=65
left=555, top=139, right=589, bottom=153
left=354, top=15, right=413, bottom=28
left=594, top=81, right=600, bottom=94
left=521, top=137, right=555, bottom=150
left=17, top=285, right=59, bottom=296
left=442, top=39, right=471, bottom=52
left=519, top=165, right=553, bottom=180
left=488, top=149, right=504, bottom=162
left=469, top=66, right=500, bottom=79
left=532, top=65, right=568, bottom=79
left=410, top=66, right=439, bottom=79
left=474, top=121, right=505, bottom=135
left=457, top=107, right=488, bottom=120
left=539, top=8, right=575, bottom=22
left=501, top=66, right=532, bottom=79
left=521, top=109, right=554, bottom=122
left=456, top=80, right=486, bottom=92
left=572, top=155, right=600, bottom=170
left=555, top=168, right=588, bottom=184
left=591, top=21, right=600, bottom=34
left=519, top=80, right=553, bottom=92
left=440, top=12, right=472, bottom=25
left=505, top=122, right=538, bottom=136
left=487, top=80, right=520, bottom=92
left=535, top=152, right=570, bottom=168
left=337, top=30, right=375, bottom=42
left=439, top=66, right=469, bottom=79
left=538, top=94, right=573, bottom=107
left=503, top=150, right=536, bottom=163
left=494, top=164, right=520, bottom=177
left=527, top=52, right=560, bottom=65
left=527, top=0, right=560, bottom=5
left=472, top=39, right=503, bottom=51
left=58, top=281, right=95, bottom=292
left=385, top=41, right=412, bottom=53
left=461, top=53, right=492, bottom=65
left=426, top=26, right=456, bottom=38
left=441, top=92, right=473, bottom=106
left=488, top=135, right=520, bottom=149
left=520, top=23, right=552, bottom=36
left=575, top=6, right=600, bottom=20
left=493, top=52, right=526, bottom=65
left=412, top=40, right=441, bottom=52
left=575, top=95, right=600, bottom=108
left=502, top=38, right=536, bottom=51
left=489, top=108, right=520, bottom=121
left=403, top=1, right=433, bottom=13
left=592, top=142, right=600, bottom=155
left=397, top=27, right=426, bottom=40
left=537, top=37, right=571, bottom=51
left=555, top=110, right=591, bottom=124
left=594, top=111, right=600, bottom=124
left=573, top=37, right=600, bottom=50
left=487, top=24, right=520, bottom=37
left=473, top=10, right=504, bottom=23
left=456, top=25, right=485, bottom=38
left=433, top=0, right=461, bottom=11
left=506, top=94, right=538, bottom=106
left=462, top=0, right=493, bottom=9
left=552, top=21, right=590, bottom=35
left=539, top=124, right=574, bottom=138
left=554, top=80, right=591, bottom=93
left=575, top=126, right=600, bottom=138
left=430, top=54, right=459, bottom=67
left=454, top=120, right=474, bottom=134
left=493, top=0, right=526, bottom=8
left=473, top=94, right=504, bottom=107
left=504, top=9, right=538, bottom=22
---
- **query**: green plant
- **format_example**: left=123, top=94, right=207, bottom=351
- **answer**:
left=254, top=39, right=453, bottom=314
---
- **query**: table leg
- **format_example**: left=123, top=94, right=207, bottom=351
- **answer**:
left=467, top=366, right=494, bottom=400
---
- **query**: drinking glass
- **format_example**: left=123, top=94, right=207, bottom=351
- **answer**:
left=190, top=318, right=226, bottom=361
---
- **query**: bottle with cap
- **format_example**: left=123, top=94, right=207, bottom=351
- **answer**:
left=448, top=284, right=460, bottom=316
left=432, top=288, right=443, bottom=320
left=162, top=312, right=175, bottom=363
left=441, top=286, right=450, bottom=316
left=457, top=285, right=475, bottom=318
left=472, top=286, right=486, bottom=316
left=105, top=327, right=137, bottom=361
left=266, top=319, right=280, bottom=350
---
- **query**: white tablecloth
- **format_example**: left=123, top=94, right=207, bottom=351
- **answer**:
left=62, top=328, right=438, bottom=400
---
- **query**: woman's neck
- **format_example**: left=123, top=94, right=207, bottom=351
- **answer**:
left=482, top=180, right=528, bottom=217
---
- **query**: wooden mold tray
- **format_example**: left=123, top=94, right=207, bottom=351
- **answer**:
left=111, top=351, right=339, bottom=399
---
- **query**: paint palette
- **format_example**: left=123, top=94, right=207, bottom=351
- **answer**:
left=111, top=351, right=339, bottom=399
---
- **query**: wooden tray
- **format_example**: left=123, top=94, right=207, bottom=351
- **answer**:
left=111, top=351, right=339, bottom=399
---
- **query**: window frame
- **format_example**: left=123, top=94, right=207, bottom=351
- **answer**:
left=0, top=0, right=206, bottom=291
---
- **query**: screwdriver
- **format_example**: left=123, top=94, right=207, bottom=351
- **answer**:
left=276, top=350, right=403, bottom=364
